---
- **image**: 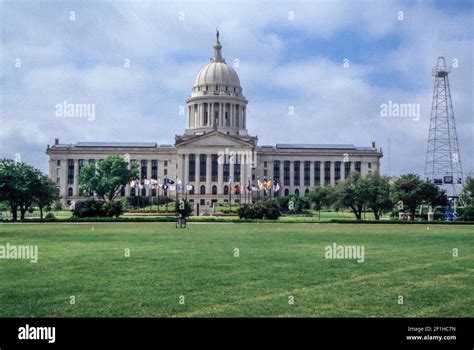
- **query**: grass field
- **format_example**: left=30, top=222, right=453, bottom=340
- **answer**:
left=0, top=223, right=472, bottom=317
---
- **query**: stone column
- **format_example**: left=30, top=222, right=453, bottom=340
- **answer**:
left=330, top=161, right=335, bottom=187
left=279, top=161, right=284, bottom=186
left=229, top=159, right=234, bottom=185
left=320, top=162, right=324, bottom=187
left=309, top=161, right=315, bottom=188
left=350, top=160, right=355, bottom=173
left=146, top=160, right=152, bottom=195
left=198, top=104, right=202, bottom=127
left=195, top=154, right=201, bottom=186
left=206, top=102, right=214, bottom=126
left=341, top=160, right=347, bottom=181
left=73, top=159, right=79, bottom=196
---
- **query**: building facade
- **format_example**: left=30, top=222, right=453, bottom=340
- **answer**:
left=46, top=34, right=383, bottom=207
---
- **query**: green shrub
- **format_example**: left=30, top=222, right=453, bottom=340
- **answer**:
left=175, top=199, right=193, bottom=218
left=462, top=205, right=474, bottom=221
left=103, top=201, right=123, bottom=217
left=73, top=200, right=123, bottom=218
left=237, top=199, right=281, bottom=220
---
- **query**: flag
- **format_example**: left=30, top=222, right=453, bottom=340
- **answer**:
left=274, top=182, right=280, bottom=193
left=165, top=177, right=175, bottom=185
left=266, top=180, right=272, bottom=190
left=177, top=178, right=182, bottom=185
left=228, top=176, right=233, bottom=186
left=247, top=180, right=252, bottom=192
left=162, top=184, right=169, bottom=190
left=257, top=179, right=262, bottom=190
left=186, top=185, right=193, bottom=191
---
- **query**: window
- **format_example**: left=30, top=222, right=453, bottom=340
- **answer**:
left=284, top=188, right=289, bottom=196
left=368, top=162, right=372, bottom=169
left=56, top=160, right=61, bottom=166
left=314, top=161, right=321, bottom=186
left=273, top=161, right=280, bottom=181
left=305, top=188, right=310, bottom=195
left=212, top=185, right=217, bottom=195
left=335, top=161, right=341, bottom=182
left=141, top=160, right=147, bottom=180
left=324, top=161, right=331, bottom=186
left=304, top=161, right=310, bottom=186
left=263, top=169, right=267, bottom=177
left=200, top=199, right=205, bottom=205
left=224, top=186, right=229, bottom=195
left=164, top=169, right=168, bottom=176
left=294, top=161, right=300, bottom=186
left=56, top=168, right=61, bottom=176
left=151, top=160, right=158, bottom=180
left=200, top=154, right=206, bottom=182
left=284, top=161, right=290, bottom=186
left=295, top=189, right=300, bottom=196
left=344, top=161, right=351, bottom=178
left=67, top=159, right=74, bottom=185
left=200, top=185, right=206, bottom=195
left=211, top=154, right=218, bottom=182
left=164, top=160, right=168, bottom=167
left=189, top=154, right=196, bottom=182
left=189, top=186, right=195, bottom=195
left=78, top=159, right=84, bottom=175
left=223, top=163, right=230, bottom=183
left=234, top=156, right=241, bottom=182
left=67, top=187, right=73, bottom=196
left=264, top=161, right=267, bottom=168
left=56, top=178, right=60, bottom=184
left=355, top=161, right=361, bottom=174
left=89, top=159, right=95, bottom=164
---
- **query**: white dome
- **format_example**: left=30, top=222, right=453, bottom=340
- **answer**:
left=194, top=61, right=240, bottom=88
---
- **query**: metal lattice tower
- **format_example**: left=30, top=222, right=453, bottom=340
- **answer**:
left=424, top=57, right=464, bottom=196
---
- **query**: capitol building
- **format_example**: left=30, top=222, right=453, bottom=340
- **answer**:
left=47, top=33, right=383, bottom=207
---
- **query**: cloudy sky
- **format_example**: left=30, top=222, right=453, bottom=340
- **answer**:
left=1, top=0, right=472, bottom=176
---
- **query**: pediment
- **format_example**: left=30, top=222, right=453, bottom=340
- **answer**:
left=176, top=131, right=255, bottom=149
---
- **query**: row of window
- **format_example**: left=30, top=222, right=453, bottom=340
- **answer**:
left=272, top=160, right=367, bottom=186
left=61, top=159, right=170, bottom=185
left=66, top=185, right=312, bottom=198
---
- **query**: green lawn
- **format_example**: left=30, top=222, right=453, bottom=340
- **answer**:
left=0, top=223, right=472, bottom=317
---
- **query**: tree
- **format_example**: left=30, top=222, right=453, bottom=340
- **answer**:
left=34, top=176, right=60, bottom=219
left=359, top=173, right=393, bottom=220
left=334, top=172, right=366, bottom=220
left=307, top=186, right=334, bottom=220
left=78, top=155, right=139, bottom=202
left=0, top=159, right=45, bottom=221
left=461, top=176, right=474, bottom=205
left=391, top=174, right=447, bottom=220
